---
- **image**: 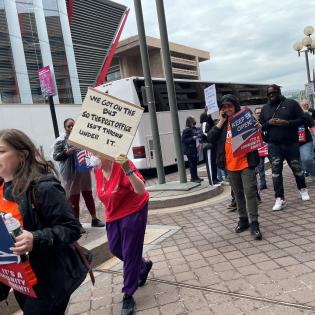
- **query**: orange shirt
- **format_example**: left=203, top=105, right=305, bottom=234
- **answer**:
left=0, top=183, right=23, bottom=226
left=225, top=123, right=248, bottom=171
left=0, top=183, right=38, bottom=288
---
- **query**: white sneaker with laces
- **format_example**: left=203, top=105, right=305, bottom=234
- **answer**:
left=300, top=189, right=310, bottom=201
left=272, top=198, right=286, bottom=211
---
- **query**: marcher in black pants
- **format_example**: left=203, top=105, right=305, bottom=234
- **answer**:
left=260, top=84, right=310, bottom=211
left=200, top=113, right=219, bottom=185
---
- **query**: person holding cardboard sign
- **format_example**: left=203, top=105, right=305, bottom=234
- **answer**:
left=0, top=129, right=89, bottom=314
left=94, top=154, right=151, bottom=315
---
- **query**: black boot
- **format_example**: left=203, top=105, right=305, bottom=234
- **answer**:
left=235, top=217, right=250, bottom=233
left=139, top=260, right=153, bottom=287
left=121, top=294, right=135, bottom=315
left=91, top=218, right=105, bottom=227
left=251, top=221, right=262, bottom=240
left=227, top=199, right=237, bottom=212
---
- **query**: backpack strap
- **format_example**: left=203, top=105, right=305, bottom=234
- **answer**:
left=73, top=242, right=95, bottom=285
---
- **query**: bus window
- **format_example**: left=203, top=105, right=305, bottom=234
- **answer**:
left=133, top=78, right=268, bottom=113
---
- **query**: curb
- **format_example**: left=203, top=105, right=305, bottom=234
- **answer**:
left=148, top=184, right=224, bottom=209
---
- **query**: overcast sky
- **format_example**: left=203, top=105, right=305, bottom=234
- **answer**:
left=117, top=0, right=315, bottom=92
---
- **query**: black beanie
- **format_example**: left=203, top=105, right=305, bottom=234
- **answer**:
left=219, top=94, right=240, bottom=112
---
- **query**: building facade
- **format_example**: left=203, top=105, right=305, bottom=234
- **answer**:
left=107, top=35, right=210, bottom=82
left=0, top=0, right=126, bottom=105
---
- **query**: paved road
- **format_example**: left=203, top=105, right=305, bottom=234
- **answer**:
left=67, top=167, right=315, bottom=315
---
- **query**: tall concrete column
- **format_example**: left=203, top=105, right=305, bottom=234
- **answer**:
left=155, top=0, right=187, bottom=183
left=134, top=0, right=165, bottom=184
left=4, top=0, right=33, bottom=104
left=304, top=50, right=314, bottom=107
left=57, top=0, right=82, bottom=104
left=33, top=0, right=60, bottom=104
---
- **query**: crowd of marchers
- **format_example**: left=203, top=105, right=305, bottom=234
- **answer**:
left=0, top=83, right=314, bottom=315
left=182, top=84, right=314, bottom=241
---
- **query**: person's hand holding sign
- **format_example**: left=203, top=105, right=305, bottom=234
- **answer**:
left=116, top=154, right=131, bottom=174
left=66, top=147, right=76, bottom=156
left=116, top=154, right=146, bottom=195
left=255, top=121, right=262, bottom=130
left=11, top=230, right=34, bottom=255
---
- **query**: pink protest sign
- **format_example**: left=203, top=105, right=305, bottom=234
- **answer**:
left=38, top=66, right=56, bottom=97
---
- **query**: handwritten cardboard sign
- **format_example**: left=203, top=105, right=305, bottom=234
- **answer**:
left=230, top=108, right=262, bottom=157
left=68, top=87, right=143, bottom=160
left=204, top=84, right=219, bottom=114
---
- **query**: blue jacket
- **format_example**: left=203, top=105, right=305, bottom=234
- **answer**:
left=182, top=127, right=198, bottom=156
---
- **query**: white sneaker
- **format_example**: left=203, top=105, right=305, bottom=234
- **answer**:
left=272, top=198, right=286, bottom=211
left=300, top=189, right=310, bottom=201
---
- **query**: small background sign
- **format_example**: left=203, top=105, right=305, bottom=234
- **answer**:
left=38, top=65, right=56, bottom=97
left=230, top=108, right=262, bottom=157
left=305, top=83, right=314, bottom=96
left=204, top=84, right=219, bottom=114
left=68, top=87, right=143, bottom=160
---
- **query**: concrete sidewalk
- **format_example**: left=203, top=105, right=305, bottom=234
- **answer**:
left=65, top=166, right=315, bottom=315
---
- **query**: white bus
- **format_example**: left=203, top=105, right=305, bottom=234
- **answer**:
left=96, top=77, right=269, bottom=170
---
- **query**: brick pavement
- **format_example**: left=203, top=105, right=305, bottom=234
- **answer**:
left=67, top=167, right=315, bottom=315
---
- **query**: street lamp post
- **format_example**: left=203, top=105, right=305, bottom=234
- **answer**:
left=293, top=25, right=315, bottom=106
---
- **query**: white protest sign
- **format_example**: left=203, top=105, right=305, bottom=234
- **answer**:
left=204, top=84, right=219, bottom=114
left=68, top=87, right=143, bottom=160
left=305, top=83, right=314, bottom=96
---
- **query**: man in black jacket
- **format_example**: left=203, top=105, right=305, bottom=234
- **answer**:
left=260, top=84, right=310, bottom=211
left=208, top=94, right=262, bottom=240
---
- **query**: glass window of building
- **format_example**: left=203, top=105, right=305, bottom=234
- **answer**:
left=43, top=0, right=73, bottom=103
left=0, top=0, right=21, bottom=104
left=16, top=0, right=44, bottom=103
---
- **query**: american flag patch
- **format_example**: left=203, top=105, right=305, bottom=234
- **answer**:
left=77, top=150, right=92, bottom=165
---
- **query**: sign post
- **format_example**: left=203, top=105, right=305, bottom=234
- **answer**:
left=68, top=88, right=143, bottom=160
left=38, top=66, right=59, bottom=138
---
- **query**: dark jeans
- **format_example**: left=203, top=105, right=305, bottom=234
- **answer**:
left=186, top=153, right=198, bottom=180
left=269, top=143, right=306, bottom=199
left=299, top=141, right=315, bottom=176
left=14, top=291, right=70, bottom=315
left=256, top=156, right=267, bottom=188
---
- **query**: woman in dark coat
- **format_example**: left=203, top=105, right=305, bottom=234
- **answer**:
left=182, top=116, right=203, bottom=183
left=0, top=129, right=88, bottom=315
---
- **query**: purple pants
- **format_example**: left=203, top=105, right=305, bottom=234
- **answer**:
left=106, top=203, right=148, bottom=296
